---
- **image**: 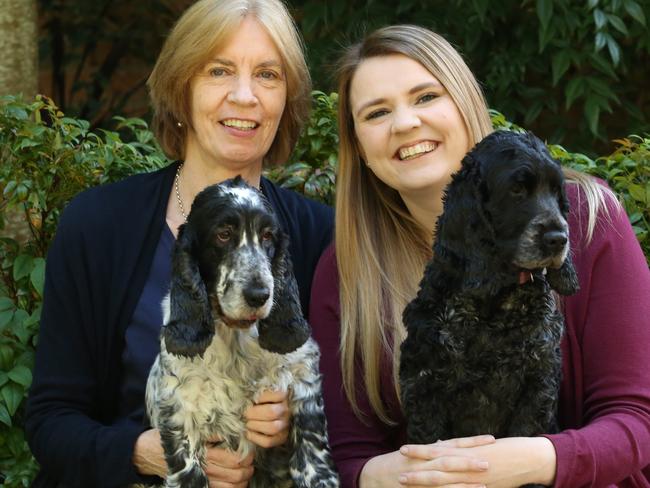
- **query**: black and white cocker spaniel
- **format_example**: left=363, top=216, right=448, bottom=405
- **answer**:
left=400, top=131, right=579, bottom=449
left=145, top=177, right=339, bottom=488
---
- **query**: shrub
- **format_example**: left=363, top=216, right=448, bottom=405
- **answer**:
left=0, top=94, right=168, bottom=487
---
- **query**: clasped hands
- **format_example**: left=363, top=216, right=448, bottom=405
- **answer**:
left=133, top=390, right=290, bottom=488
left=361, top=435, right=556, bottom=488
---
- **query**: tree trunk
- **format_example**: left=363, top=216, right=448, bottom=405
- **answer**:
left=0, top=1, right=38, bottom=242
left=0, top=0, right=38, bottom=98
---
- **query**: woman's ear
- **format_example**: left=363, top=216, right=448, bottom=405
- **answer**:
left=163, top=224, right=214, bottom=357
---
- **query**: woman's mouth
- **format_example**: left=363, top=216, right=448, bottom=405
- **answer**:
left=220, top=118, right=259, bottom=131
left=397, top=141, right=438, bottom=160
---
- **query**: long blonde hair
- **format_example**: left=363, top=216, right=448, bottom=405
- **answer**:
left=147, top=0, right=311, bottom=164
left=335, top=24, right=611, bottom=423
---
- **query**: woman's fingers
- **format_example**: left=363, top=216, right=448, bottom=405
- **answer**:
left=246, top=427, right=289, bottom=448
left=246, top=418, right=289, bottom=436
left=204, top=449, right=254, bottom=485
left=436, top=435, right=496, bottom=448
left=401, top=435, right=496, bottom=460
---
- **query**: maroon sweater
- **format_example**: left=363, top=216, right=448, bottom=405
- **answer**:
left=310, top=185, right=650, bottom=488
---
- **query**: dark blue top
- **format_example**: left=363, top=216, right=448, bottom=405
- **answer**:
left=25, top=162, right=334, bottom=488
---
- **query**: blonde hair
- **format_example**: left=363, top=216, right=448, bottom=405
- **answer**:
left=147, top=0, right=311, bottom=164
left=335, top=24, right=612, bottom=423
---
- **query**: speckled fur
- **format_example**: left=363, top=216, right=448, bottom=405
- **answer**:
left=400, top=132, right=579, bottom=452
left=144, top=178, right=339, bottom=488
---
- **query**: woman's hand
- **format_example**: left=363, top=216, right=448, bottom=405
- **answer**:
left=133, top=429, right=255, bottom=487
left=360, top=435, right=495, bottom=488
left=398, top=436, right=557, bottom=487
left=133, top=428, right=167, bottom=477
left=244, top=390, right=291, bottom=448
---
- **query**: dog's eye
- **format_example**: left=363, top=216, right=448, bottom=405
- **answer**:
left=216, top=229, right=232, bottom=242
left=261, top=230, right=273, bottom=241
left=510, top=183, right=527, bottom=197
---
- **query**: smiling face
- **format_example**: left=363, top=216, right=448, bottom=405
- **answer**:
left=185, top=16, right=287, bottom=175
left=350, top=54, right=471, bottom=201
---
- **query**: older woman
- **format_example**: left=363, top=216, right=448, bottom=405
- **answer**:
left=310, top=25, right=650, bottom=487
left=25, top=1, right=333, bottom=487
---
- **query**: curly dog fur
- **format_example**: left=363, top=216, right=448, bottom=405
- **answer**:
left=400, top=131, right=579, bottom=449
left=144, top=177, right=339, bottom=488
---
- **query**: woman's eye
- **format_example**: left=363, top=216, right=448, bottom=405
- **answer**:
left=258, top=70, right=278, bottom=80
left=417, top=93, right=437, bottom=104
left=209, top=67, right=227, bottom=77
left=366, top=109, right=389, bottom=120
left=216, top=229, right=232, bottom=242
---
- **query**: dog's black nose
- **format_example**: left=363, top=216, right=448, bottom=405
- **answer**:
left=543, top=230, right=568, bottom=253
left=243, top=286, right=270, bottom=308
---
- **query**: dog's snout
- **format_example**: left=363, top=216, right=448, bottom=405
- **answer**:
left=543, top=230, right=568, bottom=253
left=243, top=284, right=270, bottom=308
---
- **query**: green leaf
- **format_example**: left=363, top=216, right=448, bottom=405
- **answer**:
left=536, top=0, right=553, bottom=30
left=0, top=310, right=14, bottom=330
left=606, top=36, right=621, bottom=65
left=0, top=404, right=11, bottom=427
left=594, top=8, right=607, bottom=28
left=8, top=366, right=32, bottom=387
left=0, top=297, right=14, bottom=312
left=13, top=255, right=33, bottom=281
left=1, top=383, right=23, bottom=416
left=624, top=0, right=646, bottom=26
left=552, top=51, right=572, bottom=85
left=607, top=14, right=629, bottom=34
left=0, top=372, right=8, bottom=388
left=30, top=258, right=45, bottom=295
left=585, top=96, right=601, bottom=135
left=565, top=77, right=585, bottom=109
left=595, top=32, right=607, bottom=51
left=628, top=184, right=650, bottom=204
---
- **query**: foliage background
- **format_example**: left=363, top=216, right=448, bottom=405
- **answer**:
left=35, top=0, right=650, bottom=156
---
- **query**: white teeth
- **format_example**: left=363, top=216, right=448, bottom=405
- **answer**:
left=222, top=119, right=257, bottom=130
left=399, top=141, right=437, bottom=160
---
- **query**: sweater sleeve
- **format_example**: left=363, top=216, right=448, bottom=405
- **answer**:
left=546, top=189, right=650, bottom=487
left=310, top=245, right=403, bottom=488
left=25, top=196, right=149, bottom=487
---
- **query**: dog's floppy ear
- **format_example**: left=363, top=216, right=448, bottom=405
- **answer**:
left=546, top=253, right=579, bottom=296
left=163, top=224, right=214, bottom=357
left=257, top=231, right=311, bottom=354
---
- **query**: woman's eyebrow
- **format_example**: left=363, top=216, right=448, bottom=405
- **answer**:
left=206, top=58, right=283, bottom=69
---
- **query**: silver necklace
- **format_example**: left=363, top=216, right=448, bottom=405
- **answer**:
left=174, top=163, right=188, bottom=222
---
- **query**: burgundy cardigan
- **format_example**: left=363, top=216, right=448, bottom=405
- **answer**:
left=310, top=184, right=650, bottom=488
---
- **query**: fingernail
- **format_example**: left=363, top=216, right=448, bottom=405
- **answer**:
left=478, top=461, right=489, bottom=470
left=398, top=475, right=407, bottom=484
left=400, top=446, right=409, bottom=454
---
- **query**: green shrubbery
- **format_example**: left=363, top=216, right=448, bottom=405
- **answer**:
left=0, top=94, right=648, bottom=486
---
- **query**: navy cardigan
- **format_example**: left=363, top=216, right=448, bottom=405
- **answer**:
left=25, top=162, right=333, bottom=487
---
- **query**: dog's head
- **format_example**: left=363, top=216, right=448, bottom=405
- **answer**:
left=440, top=131, right=578, bottom=295
left=163, top=176, right=310, bottom=357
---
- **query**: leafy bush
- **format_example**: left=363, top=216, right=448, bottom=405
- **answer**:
left=0, top=94, right=168, bottom=487
left=266, top=91, right=339, bottom=205
left=0, top=94, right=647, bottom=486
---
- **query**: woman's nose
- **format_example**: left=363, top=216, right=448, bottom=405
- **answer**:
left=391, top=107, right=421, bottom=134
left=227, top=77, right=258, bottom=106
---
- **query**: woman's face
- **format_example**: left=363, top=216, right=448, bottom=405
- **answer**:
left=350, top=54, right=471, bottom=199
left=185, top=16, right=287, bottom=173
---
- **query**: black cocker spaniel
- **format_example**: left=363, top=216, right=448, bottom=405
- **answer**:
left=400, top=131, right=579, bottom=452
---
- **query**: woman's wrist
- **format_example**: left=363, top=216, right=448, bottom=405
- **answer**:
left=132, top=429, right=167, bottom=477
